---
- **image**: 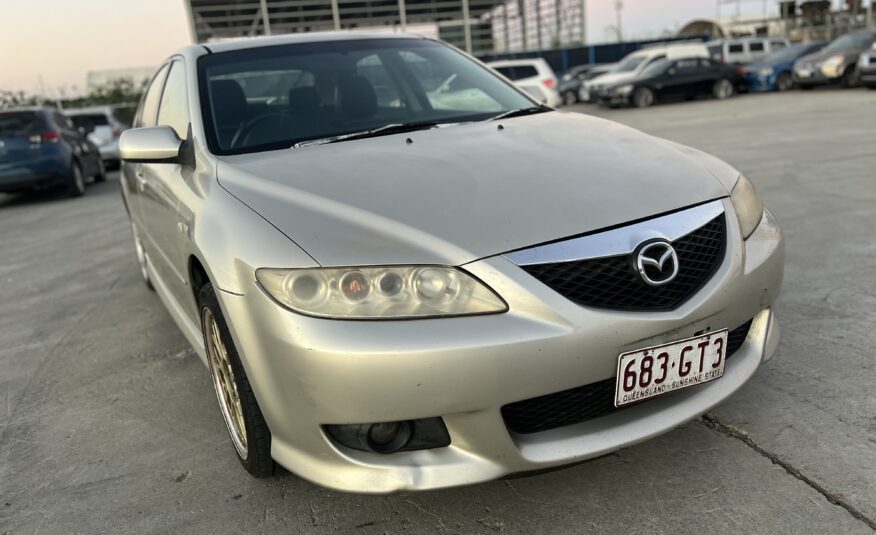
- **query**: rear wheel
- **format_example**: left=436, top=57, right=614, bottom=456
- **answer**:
left=67, top=161, right=85, bottom=197
left=712, top=78, right=735, bottom=99
left=632, top=87, right=654, bottom=108
left=562, top=90, right=578, bottom=106
left=199, top=283, right=275, bottom=478
left=94, top=159, right=107, bottom=182
left=775, top=72, right=794, bottom=92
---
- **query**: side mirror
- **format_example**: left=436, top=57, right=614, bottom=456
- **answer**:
left=119, top=126, right=183, bottom=163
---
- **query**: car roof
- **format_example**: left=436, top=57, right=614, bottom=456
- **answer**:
left=487, top=58, right=548, bottom=67
left=64, top=105, right=124, bottom=115
left=200, top=31, right=428, bottom=54
left=0, top=106, right=51, bottom=114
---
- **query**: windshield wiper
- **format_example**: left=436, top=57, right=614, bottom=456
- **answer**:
left=488, top=104, right=553, bottom=122
left=293, top=122, right=440, bottom=148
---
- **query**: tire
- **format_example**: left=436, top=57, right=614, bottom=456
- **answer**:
left=712, top=78, right=735, bottom=100
left=199, top=283, right=275, bottom=478
left=67, top=161, right=85, bottom=197
left=775, top=72, right=794, bottom=92
left=94, top=159, right=107, bottom=182
left=632, top=87, right=654, bottom=108
left=840, top=67, right=859, bottom=89
left=130, top=223, right=154, bottom=291
left=562, top=91, right=578, bottom=106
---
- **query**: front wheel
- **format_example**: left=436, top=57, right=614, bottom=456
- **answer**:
left=199, top=283, right=276, bottom=478
left=775, top=72, right=794, bottom=92
left=562, top=91, right=578, bottom=106
left=840, top=67, right=860, bottom=88
left=713, top=78, right=735, bottom=100
left=632, top=87, right=654, bottom=108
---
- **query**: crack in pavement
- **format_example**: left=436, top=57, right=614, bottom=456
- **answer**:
left=701, top=413, right=876, bottom=531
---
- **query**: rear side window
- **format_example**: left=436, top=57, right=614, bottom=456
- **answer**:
left=728, top=44, right=744, bottom=54
left=136, top=64, right=170, bottom=128
left=496, top=66, right=538, bottom=81
left=69, top=114, right=109, bottom=134
left=157, top=61, right=191, bottom=138
left=0, top=112, right=46, bottom=138
left=749, top=42, right=765, bottom=52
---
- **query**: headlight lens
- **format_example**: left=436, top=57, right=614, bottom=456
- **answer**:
left=615, top=84, right=634, bottom=96
left=820, top=54, right=845, bottom=77
left=730, top=173, right=764, bottom=239
left=256, top=266, right=507, bottom=319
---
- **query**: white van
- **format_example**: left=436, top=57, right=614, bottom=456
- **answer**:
left=708, top=37, right=791, bottom=64
left=581, top=42, right=709, bottom=101
left=487, top=58, right=562, bottom=107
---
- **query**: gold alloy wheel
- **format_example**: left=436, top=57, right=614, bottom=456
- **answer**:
left=202, top=308, right=248, bottom=459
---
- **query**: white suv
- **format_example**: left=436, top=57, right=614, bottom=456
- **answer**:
left=487, top=58, right=561, bottom=107
left=708, top=37, right=790, bottom=64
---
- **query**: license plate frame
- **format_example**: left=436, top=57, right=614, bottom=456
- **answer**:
left=614, top=329, right=729, bottom=407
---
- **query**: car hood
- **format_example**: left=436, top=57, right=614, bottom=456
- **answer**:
left=797, top=48, right=858, bottom=65
left=587, top=71, right=635, bottom=87
left=217, top=112, right=735, bottom=267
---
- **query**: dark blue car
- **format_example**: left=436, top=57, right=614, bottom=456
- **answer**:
left=742, top=42, right=825, bottom=92
left=0, top=107, right=105, bottom=197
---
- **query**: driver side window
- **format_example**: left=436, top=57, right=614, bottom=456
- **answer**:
left=136, top=64, right=170, bottom=128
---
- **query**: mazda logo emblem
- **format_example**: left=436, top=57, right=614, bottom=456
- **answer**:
left=635, top=240, right=679, bottom=286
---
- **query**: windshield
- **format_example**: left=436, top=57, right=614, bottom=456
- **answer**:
left=612, top=54, right=648, bottom=73
left=760, top=43, right=817, bottom=64
left=824, top=32, right=875, bottom=53
left=199, top=38, right=535, bottom=155
left=0, top=112, right=46, bottom=139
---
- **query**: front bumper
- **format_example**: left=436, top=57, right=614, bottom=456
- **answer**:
left=217, top=200, right=784, bottom=493
left=859, top=66, right=876, bottom=87
left=793, top=66, right=841, bottom=86
left=744, top=72, right=777, bottom=92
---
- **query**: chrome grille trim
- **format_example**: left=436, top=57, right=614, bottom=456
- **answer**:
left=504, top=199, right=726, bottom=266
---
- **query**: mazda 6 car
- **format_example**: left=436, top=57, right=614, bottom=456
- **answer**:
left=119, top=32, right=784, bottom=493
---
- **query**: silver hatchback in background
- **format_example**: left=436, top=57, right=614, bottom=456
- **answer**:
left=119, top=32, right=783, bottom=493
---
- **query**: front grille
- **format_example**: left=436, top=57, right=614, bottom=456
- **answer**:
left=501, top=319, right=754, bottom=435
left=521, top=215, right=726, bottom=311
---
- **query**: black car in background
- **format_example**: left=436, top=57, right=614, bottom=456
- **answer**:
left=558, top=63, right=610, bottom=105
left=598, top=57, right=743, bottom=108
left=0, top=107, right=104, bottom=197
left=793, top=30, right=876, bottom=88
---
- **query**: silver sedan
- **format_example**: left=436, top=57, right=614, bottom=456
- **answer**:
left=119, top=32, right=784, bottom=493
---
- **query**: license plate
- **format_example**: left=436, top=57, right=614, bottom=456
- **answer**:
left=614, top=329, right=728, bottom=407
left=797, top=69, right=812, bottom=78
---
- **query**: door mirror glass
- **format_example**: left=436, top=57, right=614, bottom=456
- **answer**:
left=119, top=125, right=182, bottom=163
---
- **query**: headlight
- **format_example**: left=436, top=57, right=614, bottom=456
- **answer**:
left=758, top=67, right=774, bottom=77
left=256, top=266, right=507, bottom=319
left=730, top=173, right=764, bottom=239
left=614, top=84, right=634, bottom=96
left=820, top=54, right=845, bottom=78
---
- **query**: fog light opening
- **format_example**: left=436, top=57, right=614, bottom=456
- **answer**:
left=367, top=421, right=413, bottom=453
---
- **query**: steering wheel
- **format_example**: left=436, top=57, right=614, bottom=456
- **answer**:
left=230, top=112, right=286, bottom=149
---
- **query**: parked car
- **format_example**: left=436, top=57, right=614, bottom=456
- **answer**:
left=708, top=37, right=791, bottom=65
left=793, top=30, right=876, bottom=88
left=558, top=63, right=608, bottom=105
left=0, top=107, right=105, bottom=197
left=577, top=63, right=615, bottom=101
left=119, top=33, right=783, bottom=493
left=858, top=43, right=876, bottom=89
left=741, top=41, right=825, bottom=92
left=487, top=58, right=561, bottom=107
left=65, top=105, right=132, bottom=169
left=598, top=57, right=743, bottom=108
left=582, top=42, right=709, bottom=102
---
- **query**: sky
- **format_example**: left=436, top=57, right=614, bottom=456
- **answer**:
left=0, top=0, right=803, bottom=95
